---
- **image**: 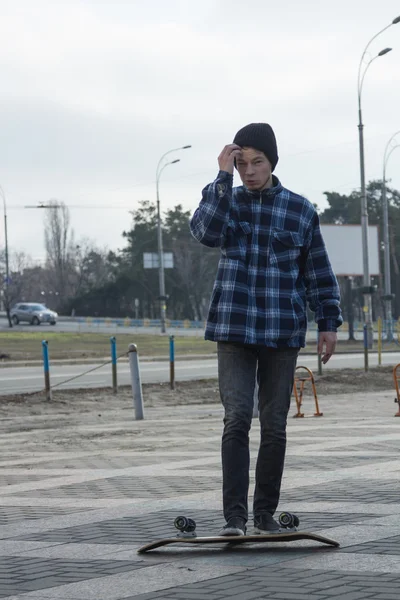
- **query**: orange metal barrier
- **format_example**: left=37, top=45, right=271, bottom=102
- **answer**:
left=293, top=366, right=323, bottom=418
left=393, top=364, right=400, bottom=417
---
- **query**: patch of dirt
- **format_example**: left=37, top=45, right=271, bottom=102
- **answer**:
left=0, top=367, right=396, bottom=419
left=0, top=379, right=221, bottom=418
left=313, top=365, right=395, bottom=395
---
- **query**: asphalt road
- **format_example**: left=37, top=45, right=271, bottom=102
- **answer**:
left=0, top=320, right=208, bottom=337
left=2, top=351, right=400, bottom=396
left=0, top=318, right=371, bottom=341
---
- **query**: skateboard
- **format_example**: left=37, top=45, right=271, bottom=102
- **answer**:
left=137, top=512, right=340, bottom=554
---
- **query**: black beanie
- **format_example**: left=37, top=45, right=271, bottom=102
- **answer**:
left=233, top=123, right=279, bottom=171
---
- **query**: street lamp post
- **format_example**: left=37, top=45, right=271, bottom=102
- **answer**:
left=357, top=15, right=399, bottom=348
left=0, top=185, right=12, bottom=328
left=382, top=131, right=400, bottom=341
left=156, top=145, right=191, bottom=334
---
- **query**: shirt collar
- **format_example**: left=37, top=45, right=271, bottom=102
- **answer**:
left=243, top=175, right=283, bottom=197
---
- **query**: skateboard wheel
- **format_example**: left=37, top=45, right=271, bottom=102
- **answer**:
left=174, top=516, right=196, bottom=532
left=278, top=512, right=299, bottom=529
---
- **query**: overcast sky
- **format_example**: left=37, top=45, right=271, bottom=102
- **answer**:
left=1, top=0, right=400, bottom=263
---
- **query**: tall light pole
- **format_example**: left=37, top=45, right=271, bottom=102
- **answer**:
left=382, top=131, right=400, bottom=341
left=0, top=185, right=12, bottom=328
left=357, top=15, right=399, bottom=347
left=156, top=145, right=191, bottom=333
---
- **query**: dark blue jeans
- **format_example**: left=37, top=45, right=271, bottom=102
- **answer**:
left=217, top=342, right=299, bottom=523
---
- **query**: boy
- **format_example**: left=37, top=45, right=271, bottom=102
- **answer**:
left=190, top=123, right=342, bottom=536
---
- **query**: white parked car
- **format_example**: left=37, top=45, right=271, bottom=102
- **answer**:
left=10, top=303, right=58, bottom=326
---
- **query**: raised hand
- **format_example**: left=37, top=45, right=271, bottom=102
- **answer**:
left=218, top=144, right=242, bottom=174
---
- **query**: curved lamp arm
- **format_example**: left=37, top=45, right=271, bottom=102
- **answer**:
left=156, top=145, right=191, bottom=180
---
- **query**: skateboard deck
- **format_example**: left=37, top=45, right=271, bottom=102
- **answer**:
left=137, top=531, right=340, bottom=554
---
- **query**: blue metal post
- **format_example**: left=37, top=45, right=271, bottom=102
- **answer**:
left=170, top=335, right=175, bottom=390
left=42, top=340, right=52, bottom=400
left=110, top=336, right=117, bottom=394
left=363, top=324, right=369, bottom=372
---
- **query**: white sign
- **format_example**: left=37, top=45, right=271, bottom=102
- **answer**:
left=143, top=252, right=174, bottom=269
left=320, top=225, right=380, bottom=276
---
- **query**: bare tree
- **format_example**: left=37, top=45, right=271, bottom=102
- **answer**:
left=73, top=239, right=112, bottom=296
left=44, top=200, right=75, bottom=301
left=8, top=251, right=33, bottom=304
left=173, top=239, right=219, bottom=319
left=0, top=250, right=43, bottom=317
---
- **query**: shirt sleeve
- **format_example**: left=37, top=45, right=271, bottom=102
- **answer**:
left=189, top=171, right=233, bottom=247
left=303, top=212, right=343, bottom=332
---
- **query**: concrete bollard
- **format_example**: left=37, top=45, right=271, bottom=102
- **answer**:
left=128, top=343, right=144, bottom=420
left=42, top=340, right=52, bottom=401
left=110, top=336, right=118, bottom=394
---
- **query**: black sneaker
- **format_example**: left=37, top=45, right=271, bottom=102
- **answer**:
left=219, top=517, right=247, bottom=536
left=254, top=513, right=281, bottom=534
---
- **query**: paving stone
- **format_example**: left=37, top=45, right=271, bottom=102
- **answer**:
left=334, top=442, right=397, bottom=452
left=223, top=593, right=270, bottom=600
left=12, top=453, right=189, bottom=470
left=190, top=454, right=393, bottom=471
left=2, top=395, right=400, bottom=598
left=0, top=505, right=93, bottom=525
left=341, top=534, right=400, bottom=555
left=127, top=566, right=400, bottom=599
left=272, top=594, right=325, bottom=600
left=280, top=478, right=399, bottom=504
left=0, top=555, right=150, bottom=597
left=9, top=475, right=222, bottom=499
left=0, top=474, right=57, bottom=486
left=13, top=508, right=378, bottom=545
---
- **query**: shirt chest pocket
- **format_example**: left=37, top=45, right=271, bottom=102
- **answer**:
left=222, top=221, right=252, bottom=260
left=270, top=230, right=304, bottom=272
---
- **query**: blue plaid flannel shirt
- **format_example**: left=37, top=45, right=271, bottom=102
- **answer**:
left=190, top=171, right=342, bottom=347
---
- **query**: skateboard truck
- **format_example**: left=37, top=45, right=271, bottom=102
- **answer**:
left=278, top=512, right=299, bottom=530
left=174, top=516, right=197, bottom=538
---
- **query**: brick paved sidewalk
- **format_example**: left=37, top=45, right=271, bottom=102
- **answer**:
left=0, top=386, right=399, bottom=599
